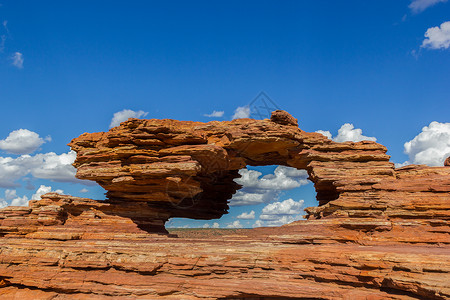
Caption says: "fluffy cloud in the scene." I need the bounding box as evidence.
[0,199,7,208]
[31,185,64,200]
[402,121,450,166]
[11,195,28,206]
[409,0,447,13]
[204,110,224,118]
[1,185,64,208]
[80,188,89,193]
[11,52,23,69]
[0,129,50,155]
[257,198,304,227]
[421,21,450,50]
[230,166,309,206]
[202,222,220,228]
[252,220,263,228]
[232,106,250,119]
[211,222,220,228]
[236,210,255,220]
[31,151,79,182]
[0,150,85,188]
[226,220,243,228]
[109,109,148,128]
[315,130,332,139]
[316,123,377,143]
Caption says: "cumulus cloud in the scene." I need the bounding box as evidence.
[11,52,23,69]
[232,106,250,119]
[316,130,332,139]
[204,110,224,118]
[11,195,28,206]
[401,121,450,166]
[409,0,447,13]
[226,220,243,228]
[0,199,7,208]
[110,109,148,128]
[0,129,50,155]
[421,21,450,50]
[211,222,220,228]
[236,210,255,220]
[31,185,64,200]
[316,123,377,143]
[31,151,79,182]
[252,220,263,228]
[257,198,304,227]
[230,166,309,206]
[1,185,64,208]
[0,150,85,188]
[202,222,220,228]
[80,188,89,193]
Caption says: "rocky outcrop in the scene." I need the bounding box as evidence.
[0,111,449,299]
[67,112,395,229]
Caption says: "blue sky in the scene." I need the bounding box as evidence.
[0,1,449,228]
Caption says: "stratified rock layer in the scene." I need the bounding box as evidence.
[0,111,449,299]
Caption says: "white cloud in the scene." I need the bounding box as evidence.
[409,0,447,13]
[236,210,255,220]
[31,185,64,200]
[80,188,89,193]
[401,121,450,166]
[0,185,64,208]
[204,110,224,118]
[316,130,332,139]
[235,166,308,191]
[421,21,450,50]
[257,198,304,227]
[11,195,28,206]
[31,151,79,182]
[202,223,210,228]
[232,106,250,119]
[0,150,85,188]
[0,129,49,155]
[317,123,377,143]
[11,52,23,69]
[252,220,263,228]
[211,222,220,228]
[109,109,148,128]
[5,189,17,201]
[0,199,7,209]
[230,166,309,206]
[226,220,243,228]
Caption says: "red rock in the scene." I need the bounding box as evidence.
[445,156,450,166]
[0,110,449,299]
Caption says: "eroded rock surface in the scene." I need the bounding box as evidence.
[0,111,449,299]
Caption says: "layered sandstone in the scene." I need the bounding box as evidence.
[0,110,449,299]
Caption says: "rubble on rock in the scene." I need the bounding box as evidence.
[0,111,449,299]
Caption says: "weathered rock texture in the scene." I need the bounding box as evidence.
[0,111,449,299]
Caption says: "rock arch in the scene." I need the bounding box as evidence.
[68,110,394,229]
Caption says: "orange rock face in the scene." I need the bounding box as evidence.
[0,111,449,299]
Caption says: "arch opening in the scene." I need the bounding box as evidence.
[166,164,319,229]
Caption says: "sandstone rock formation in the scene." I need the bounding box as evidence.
[0,111,449,299]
